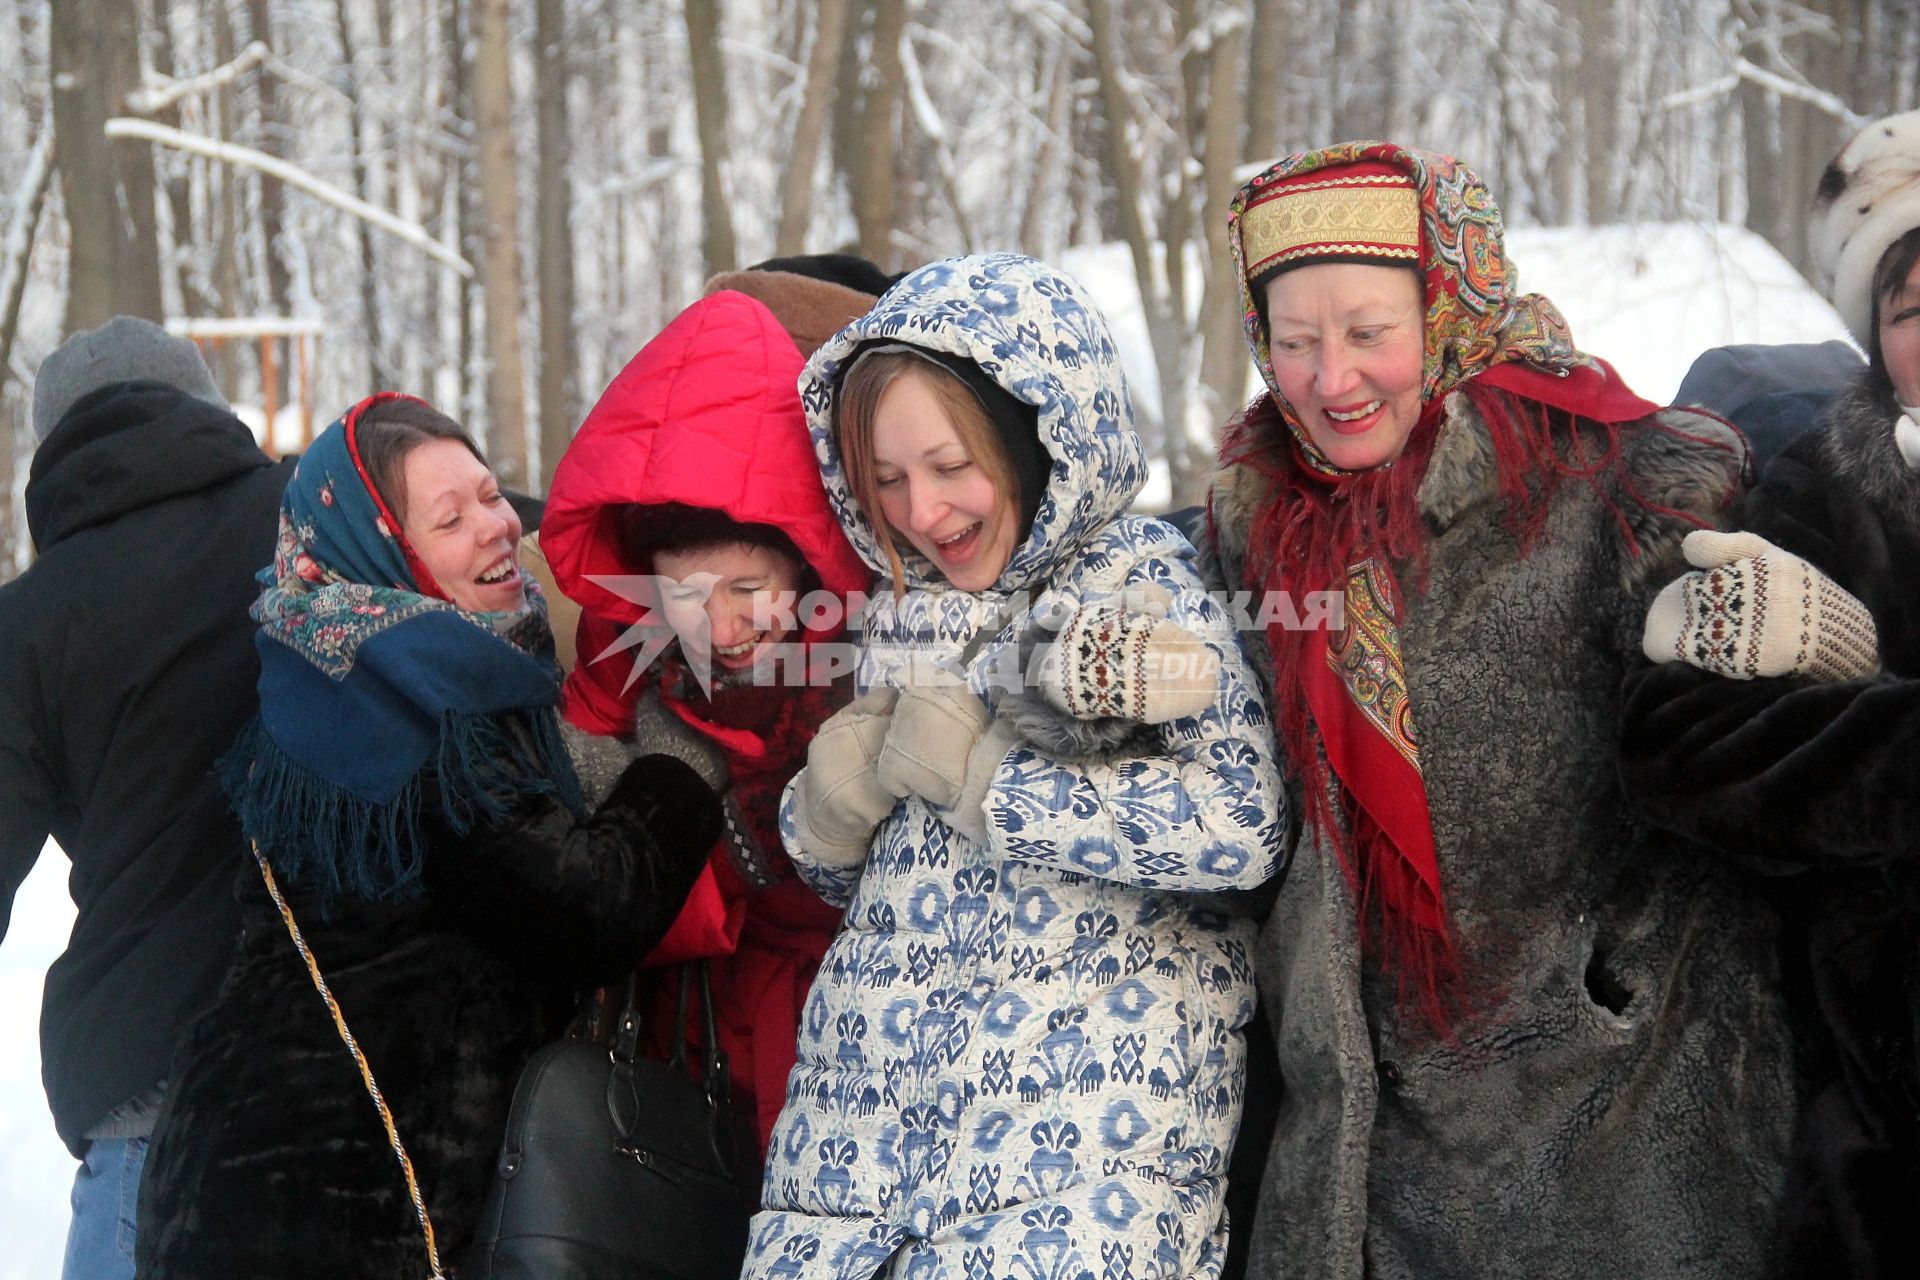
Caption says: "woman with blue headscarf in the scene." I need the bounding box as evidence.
[135,394,721,1279]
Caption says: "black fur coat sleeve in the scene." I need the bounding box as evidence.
[425,754,723,986]
[1622,663,1920,875]
[1620,409,1920,886]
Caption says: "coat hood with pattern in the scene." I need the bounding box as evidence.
[800,252,1147,599]
[753,255,1288,1280]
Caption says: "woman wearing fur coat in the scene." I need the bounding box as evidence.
[136,396,719,1279]
[746,252,1288,1280]
[1207,142,1799,1278]
[1624,109,1920,1277]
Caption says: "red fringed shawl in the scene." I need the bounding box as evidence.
[1220,142,1680,1034]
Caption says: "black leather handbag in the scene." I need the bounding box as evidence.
[461,965,760,1280]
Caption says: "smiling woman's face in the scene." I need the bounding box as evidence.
[652,542,805,671]
[397,438,525,612]
[867,370,1019,592]
[1881,254,1920,409]
[1263,262,1426,471]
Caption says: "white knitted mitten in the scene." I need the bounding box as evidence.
[1037,585,1221,724]
[1642,529,1881,681]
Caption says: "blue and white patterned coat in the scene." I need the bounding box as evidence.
[748,254,1288,1280]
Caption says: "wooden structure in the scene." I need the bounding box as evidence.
[166,316,324,456]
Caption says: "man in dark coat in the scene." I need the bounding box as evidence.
[0,316,292,1280]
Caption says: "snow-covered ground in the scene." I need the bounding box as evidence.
[0,843,80,1278]
[1503,222,1853,402]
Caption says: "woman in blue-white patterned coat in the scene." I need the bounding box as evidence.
[744,252,1288,1280]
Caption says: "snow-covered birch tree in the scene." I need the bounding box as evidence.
[4,0,1920,581]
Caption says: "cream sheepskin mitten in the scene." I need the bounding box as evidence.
[874,675,1020,846]
[787,688,900,868]
[1642,530,1880,681]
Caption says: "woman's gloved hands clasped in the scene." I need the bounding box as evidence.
[787,688,904,867]
[875,667,1022,846]
[787,661,1023,865]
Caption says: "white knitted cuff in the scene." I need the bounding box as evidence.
[1044,605,1222,724]
[1053,606,1159,720]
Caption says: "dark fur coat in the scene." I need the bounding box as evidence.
[1213,390,1800,1279]
[1622,375,1920,1279]
[134,759,718,1280]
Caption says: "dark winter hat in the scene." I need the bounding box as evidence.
[32,316,229,444]
[746,253,901,296]
[619,500,804,564]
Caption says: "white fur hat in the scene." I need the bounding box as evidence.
[1810,109,1920,350]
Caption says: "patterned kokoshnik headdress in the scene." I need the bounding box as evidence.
[1239,159,1422,283]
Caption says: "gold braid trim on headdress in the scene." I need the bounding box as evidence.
[1242,176,1420,281]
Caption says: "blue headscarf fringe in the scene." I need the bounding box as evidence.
[222,704,586,910]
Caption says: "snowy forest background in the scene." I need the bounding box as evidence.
[2,0,1918,582]
[3,0,1920,1271]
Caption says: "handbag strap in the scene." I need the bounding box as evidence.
[252,843,447,1280]
[692,962,730,1106]
[666,962,729,1097]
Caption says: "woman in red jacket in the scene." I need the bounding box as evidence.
[540,288,871,1155]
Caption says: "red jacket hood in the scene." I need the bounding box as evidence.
[544,291,870,739]
[542,290,869,618]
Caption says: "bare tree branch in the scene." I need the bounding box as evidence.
[0,120,55,387]
[126,40,270,114]
[104,118,474,277]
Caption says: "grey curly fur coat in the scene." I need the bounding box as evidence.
[1207,391,1801,1280]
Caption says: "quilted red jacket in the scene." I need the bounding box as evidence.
[541,290,871,1149]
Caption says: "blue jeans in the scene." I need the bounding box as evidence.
[61,1136,147,1280]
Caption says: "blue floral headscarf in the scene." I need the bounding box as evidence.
[222,393,582,904]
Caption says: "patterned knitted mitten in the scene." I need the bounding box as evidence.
[1642,529,1881,681]
[1038,588,1221,724]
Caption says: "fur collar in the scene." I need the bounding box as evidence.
[1206,390,1744,591]
[1819,376,1920,537]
